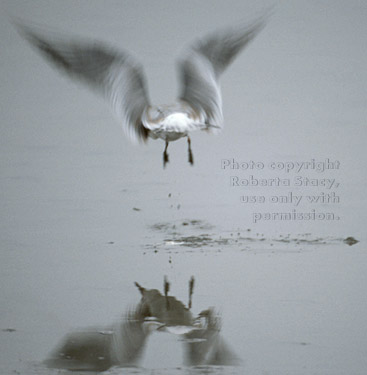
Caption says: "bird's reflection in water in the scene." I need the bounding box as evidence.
[45,277,239,371]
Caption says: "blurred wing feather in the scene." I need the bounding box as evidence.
[178,19,266,129]
[18,24,150,142]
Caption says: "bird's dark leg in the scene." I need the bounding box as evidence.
[164,276,170,310]
[187,136,194,165]
[188,276,195,310]
[163,141,169,168]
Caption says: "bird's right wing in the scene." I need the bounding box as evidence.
[17,24,150,142]
[177,18,266,129]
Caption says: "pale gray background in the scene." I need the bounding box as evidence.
[1,1,366,374]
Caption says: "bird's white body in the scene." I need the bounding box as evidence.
[142,101,205,142]
[148,112,193,141]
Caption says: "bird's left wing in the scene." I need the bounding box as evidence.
[17,23,150,142]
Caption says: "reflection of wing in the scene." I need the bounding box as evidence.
[112,308,150,366]
[44,308,151,371]
[178,19,266,129]
[184,330,240,366]
[17,24,150,142]
[183,309,240,366]
[44,328,115,371]
[205,337,241,366]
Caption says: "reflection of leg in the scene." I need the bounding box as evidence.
[163,141,169,167]
[113,309,150,366]
[187,137,194,165]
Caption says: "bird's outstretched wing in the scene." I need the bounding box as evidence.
[178,18,266,129]
[17,24,150,142]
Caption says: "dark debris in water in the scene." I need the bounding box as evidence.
[150,223,172,231]
[147,220,359,253]
[2,328,16,332]
[343,237,359,246]
[175,235,213,247]
[164,235,231,248]
[275,237,327,245]
[150,219,214,233]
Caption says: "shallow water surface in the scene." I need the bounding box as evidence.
[1,1,367,375]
